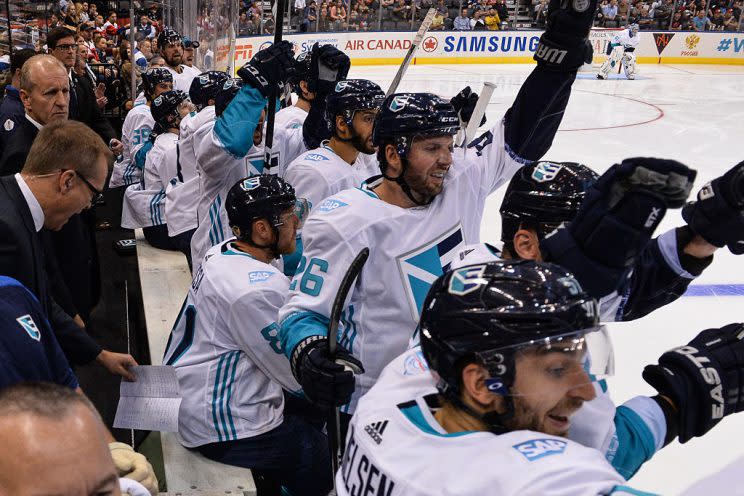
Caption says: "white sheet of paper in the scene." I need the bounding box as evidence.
[114,365,182,432]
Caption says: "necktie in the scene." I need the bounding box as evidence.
[69,75,79,119]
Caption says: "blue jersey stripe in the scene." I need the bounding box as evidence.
[217,352,232,439]
[211,354,227,441]
[224,351,241,439]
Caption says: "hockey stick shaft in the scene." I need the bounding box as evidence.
[385,8,436,97]
[327,247,370,484]
[457,81,496,149]
[263,0,287,171]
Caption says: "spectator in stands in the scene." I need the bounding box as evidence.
[430,7,446,29]
[0,48,36,154]
[638,4,655,27]
[495,0,509,24]
[94,14,105,33]
[102,12,119,38]
[318,5,331,29]
[95,36,109,62]
[150,55,165,68]
[78,23,96,60]
[0,382,157,495]
[330,0,348,30]
[723,10,739,30]
[534,0,548,25]
[454,8,472,29]
[88,2,98,20]
[137,15,157,40]
[711,8,726,29]
[604,0,619,24]
[263,14,277,34]
[485,7,501,28]
[392,0,413,22]
[64,3,80,27]
[78,2,90,22]
[617,0,630,22]
[653,0,672,26]
[0,118,138,378]
[692,8,712,29]
[295,0,307,19]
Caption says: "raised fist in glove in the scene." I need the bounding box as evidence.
[535,0,599,70]
[682,161,744,254]
[450,86,486,128]
[541,158,696,297]
[290,336,363,409]
[307,43,350,95]
[643,323,744,443]
[109,442,158,495]
[237,40,295,98]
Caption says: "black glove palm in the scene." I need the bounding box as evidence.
[643,323,744,443]
[307,43,351,95]
[450,86,487,128]
[682,161,744,254]
[237,40,295,98]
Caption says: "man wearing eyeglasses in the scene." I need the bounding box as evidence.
[46,27,120,152]
[0,120,139,382]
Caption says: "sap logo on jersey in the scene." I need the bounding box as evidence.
[531,162,563,182]
[16,314,41,341]
[241,177,262,191]
[304,153,329,162]
[513,439,568,461]
[249,271,274,283]
[448,264,486,296]
[318,198,349,213]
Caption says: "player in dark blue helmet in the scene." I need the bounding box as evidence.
[141,67,174,101]
[158,27,183,73]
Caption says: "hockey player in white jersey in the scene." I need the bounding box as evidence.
[165,71,230,260]
[597,23,640,80]
[158,28,199,93]
[285,79,385,211]
[339,260,744,495]
[121,90,195,254]
[163,175,330,496]
[109,68,173,188]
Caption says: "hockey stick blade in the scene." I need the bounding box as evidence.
[327,247,369,484]
[385,8,436,97]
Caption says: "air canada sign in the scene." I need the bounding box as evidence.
[344,38,413,51]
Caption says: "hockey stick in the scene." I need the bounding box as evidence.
[327,247,370,485]
[385,8,436,97]
[456,81,496,150]
[263,0,288,171]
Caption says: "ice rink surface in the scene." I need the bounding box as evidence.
[349,62,744,494]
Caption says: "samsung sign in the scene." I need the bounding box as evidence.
[443,34,541,53]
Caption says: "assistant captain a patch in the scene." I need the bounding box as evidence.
[16,314,41,341]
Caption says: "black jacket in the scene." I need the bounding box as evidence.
[0,175,102,364]
[0,115,38,176]
[70,71,116,143]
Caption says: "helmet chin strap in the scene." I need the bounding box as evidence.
[438,379,515,435]
[238,225,282,260]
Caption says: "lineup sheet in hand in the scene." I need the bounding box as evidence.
[114,365,182,432]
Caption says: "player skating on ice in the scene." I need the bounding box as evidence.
[597,23,640,80]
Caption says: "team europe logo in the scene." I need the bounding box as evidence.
[531,162,563,182]
[16,314,40,341]
[397,224,465,321]
[240,177,262,191]
[448,264,487,296]
[389,95,413,113]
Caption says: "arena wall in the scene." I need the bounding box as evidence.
[221,30,744,68]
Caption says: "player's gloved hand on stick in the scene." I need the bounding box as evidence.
[682,161,744,254]
[450,86,487,128]
[109,442,159,495]
[237,40,295,98]
[307,43,351,95]
[540,158,695,297]
[291,336,363,409]
[534,0,599,70]
[642,323,744,443]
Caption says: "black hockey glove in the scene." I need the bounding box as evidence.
[307,43,350,95]
[290,336,364,409]
[643,323,744,443]
[682,161,744,255]
[450,86,486,128]
[237,40,295,98]
[541,158,696,297]
[534,0,599,71]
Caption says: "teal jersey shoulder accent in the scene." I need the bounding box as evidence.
[610,485,658,495]
[214,85,266,158]
[134,140,154,170]
[611,405,657,479]
[279,310,329,359]
[399,402,474,438]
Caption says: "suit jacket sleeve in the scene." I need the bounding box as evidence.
[47,297,102,364]
[40,230,78,318]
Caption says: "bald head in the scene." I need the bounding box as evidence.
[19,54,67,93]
[0,383,121,496]
[19,54,69,126]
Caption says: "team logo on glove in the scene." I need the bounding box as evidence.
[573,0,590,11]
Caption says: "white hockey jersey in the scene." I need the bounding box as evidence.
[165,106,216,236]
[166,64,201,94]
[121,131,179,229]
[337,347,642,496]
[284,142,375,210]
[273,104,307,132]
[279,119,524,414]
[611,29,640,50]
[109,103,154,188]
[164,240,301,447]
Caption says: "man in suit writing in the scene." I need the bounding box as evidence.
[0,120,137,379]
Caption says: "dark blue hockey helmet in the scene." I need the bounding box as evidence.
[151,89,190,129]
[226,175,304,253]
[500,161,599,247]
[141,67,173,99]
[289,51,312,87]
[158,27,182,50]
[420,259,611,431]
[325,79,385,129]
[215,78,243,117]
[372,93,460,157]
[189,71,231,111]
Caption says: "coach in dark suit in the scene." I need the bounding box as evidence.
[0,120,136,379]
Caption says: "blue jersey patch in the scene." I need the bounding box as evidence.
[16,314,40,341]
[249,271,274,283]
[304,153,329,162]
[317,198,348,212]
[513,439,568,461]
